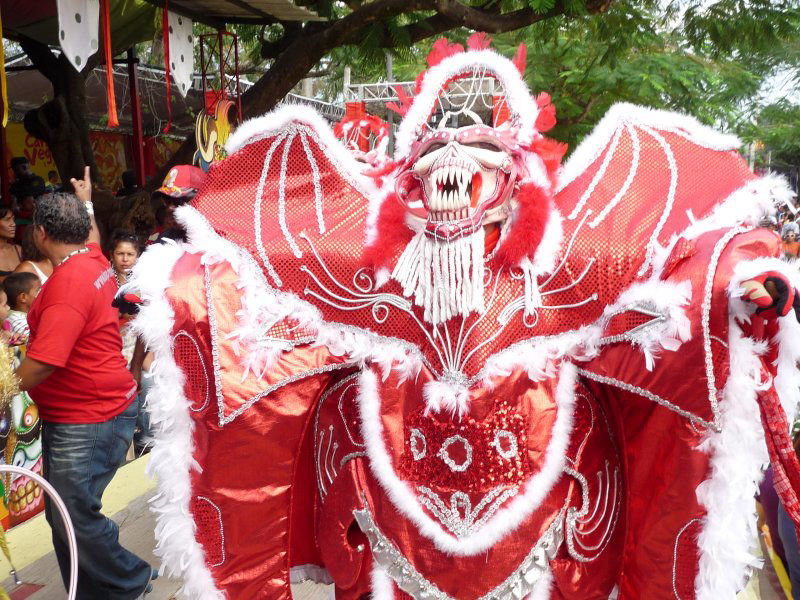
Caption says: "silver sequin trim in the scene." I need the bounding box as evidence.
[672,518,701,599]
[204,264,354,426]
[490,430,518,460]
[353,502,564,600]
[314,372,361,497]
[701,226,749,430]
[417,486,518,539]
[564,463,619,563]
[195,496,225,567]
[577,367,717,431]
[437,434,472,472]
[172,330,210,412]
[410,428,427,461]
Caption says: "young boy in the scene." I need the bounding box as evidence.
[3,272,40,344]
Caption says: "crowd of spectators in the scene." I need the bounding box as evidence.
[1,157,204,598]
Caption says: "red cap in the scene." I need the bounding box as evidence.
[154,165,206,199]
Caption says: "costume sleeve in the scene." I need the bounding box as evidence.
[26,304,86,367]
[134,246,349,600]
[576,228,797,599]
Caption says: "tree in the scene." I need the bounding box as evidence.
[151,0,612,185]
[17,37,102,184]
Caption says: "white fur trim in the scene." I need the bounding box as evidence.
[394,50,539,160]
[357,362,576,556]
[224,103,378,199]
[483,278,692,382]
[651,176,792,279]
[126,241,225,600]
[528,567,554,600]
[695,317,769,599]
[557,103,741,194]
[529,205,564,276]
[370,564,396,600]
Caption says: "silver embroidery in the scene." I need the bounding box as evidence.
[417,486,518,538]
[253,132,288,287]
[590,123,641,228]
[353,502,564,600]
[195,496,226,567]
[205,264,354,426]
[702,226,749,430]
[410,428,427,460]
[672,518,701,599]
[314,372,361,498]
[278,132,303,258]
[490,430,518,460]
[564,463,619,562]
[577,367,717,432]
[337,383,365,447]
[172,330,210,412]
[568,125,624,220]
[437,434,472,472]
[636,125,679,277]
[299,131,326,234]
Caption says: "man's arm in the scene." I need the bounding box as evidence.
[130,337,146,388]
[70,166,101,246]
[15,357,56,391]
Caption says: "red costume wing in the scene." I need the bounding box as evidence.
[190,106,376,293]
[554,103,756,283]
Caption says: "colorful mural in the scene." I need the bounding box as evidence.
[0,346,42,529]
[90,131,128,191]
[193,99,234,172]
[3,122,57,184]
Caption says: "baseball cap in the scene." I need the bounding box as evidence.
[154,165,206,200]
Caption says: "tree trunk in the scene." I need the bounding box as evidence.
[19,38,100,186]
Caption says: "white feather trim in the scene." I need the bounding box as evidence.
[223,103,378,200]
[370,564,396,600]
[695,317,769,599]
[357,363,576,556]
[126,241,225,600]
[557,103,741,193]
[422,378,470,419]
[528,205,564,277]
[528,567,554,600]
[394,50,539,160]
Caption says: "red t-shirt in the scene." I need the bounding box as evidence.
[27,244,136,423]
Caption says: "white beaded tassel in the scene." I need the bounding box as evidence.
[391,229,486,325]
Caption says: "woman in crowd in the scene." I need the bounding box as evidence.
[14,226,53,284]
[110,231,152,455]
[0,208,22,282]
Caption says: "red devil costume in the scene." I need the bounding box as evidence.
[131,39,800,599]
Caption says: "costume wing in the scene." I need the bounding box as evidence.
[554,102,760,281]
[189,104,377,292]
[131,106,382,599]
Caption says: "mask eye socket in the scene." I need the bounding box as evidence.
[421,142,445,156]
[469,141,503,152]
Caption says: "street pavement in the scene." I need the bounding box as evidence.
[0,456,785,599]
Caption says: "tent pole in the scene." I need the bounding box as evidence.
[127,47,146,187]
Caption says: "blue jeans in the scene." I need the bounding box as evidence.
[42,397,152,599]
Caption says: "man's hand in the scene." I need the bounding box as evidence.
[70,166,92,204]
[741,270,800,322]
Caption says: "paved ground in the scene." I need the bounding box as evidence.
[0,455,787,599]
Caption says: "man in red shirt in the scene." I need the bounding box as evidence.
[14,173,153,599]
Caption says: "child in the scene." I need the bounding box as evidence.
[2,272,40,344]
[784,230,800,259]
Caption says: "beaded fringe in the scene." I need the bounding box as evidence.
[391,229,486,326]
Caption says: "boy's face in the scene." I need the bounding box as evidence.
[789,232,798,243]
[20,281,41,310]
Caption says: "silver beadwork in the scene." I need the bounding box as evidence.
[172,330,210,412]
[490,430,518,460]
[410,428,427,461]
[195,496,226,567]
[437,435,472,472]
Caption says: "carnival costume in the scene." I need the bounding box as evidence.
[130,39,800,599]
